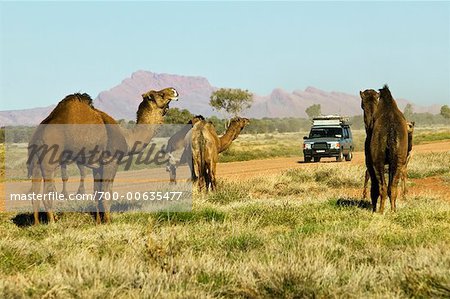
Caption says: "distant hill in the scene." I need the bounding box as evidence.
[0,70,441,126]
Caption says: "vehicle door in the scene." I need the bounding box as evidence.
[342,127,350,154]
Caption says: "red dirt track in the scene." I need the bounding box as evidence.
[1,141,450,211]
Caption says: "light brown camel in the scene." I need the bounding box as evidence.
[28,88,178,224]
[165,115,205,183]
[368,85,408,213]
[190,117,250,191]
[363,121,415,199]
[168,117,250,185]
[191,120,219,191]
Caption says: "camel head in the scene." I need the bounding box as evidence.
[192,115,205,125]
[407,121,415,153]
[360,89,379,131]
[141,87,178,114]
[407,121,415,134]
[228,117,250,132]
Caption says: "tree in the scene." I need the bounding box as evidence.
[164,108,193,124]
[305,104,321,119]
[209,88,253,117]
[440,105,450,119]
[403,103,414,119]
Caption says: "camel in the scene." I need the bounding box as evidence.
[165,115,205,183]
[360,89,379,204]
[365,85,409,213]
[190,117,250,191]
[167,117,250,185]
[28,88,178,224]
[191,120,219,191]
[362,121,415,199]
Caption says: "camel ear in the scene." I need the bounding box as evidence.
[142,92,154,101]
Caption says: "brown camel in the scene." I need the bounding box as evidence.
[360,89,379,205]
[168,117,250,185]
[363,121,415,199]
[191,120,219,191]
[28,88,178,224]
[165,115,205,183]
[367,85,409,213]
[190,117,250,191]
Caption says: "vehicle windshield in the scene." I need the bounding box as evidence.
[309,127,342,138]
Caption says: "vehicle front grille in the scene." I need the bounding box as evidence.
[312,142,329,150]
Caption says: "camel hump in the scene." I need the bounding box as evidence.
[59,93,94,107]
[379,85,393,102]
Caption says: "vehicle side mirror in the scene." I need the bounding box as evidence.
[335,134,342,138]
[303,136,308,140]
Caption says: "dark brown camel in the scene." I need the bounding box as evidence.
[363,121,415,199]
[28,88,178,224]
[367,85,409,213]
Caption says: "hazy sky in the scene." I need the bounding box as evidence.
[1,1,449,110]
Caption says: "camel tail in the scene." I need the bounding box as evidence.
[199,130,207,180]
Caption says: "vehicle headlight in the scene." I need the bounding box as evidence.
[303,143,312,149]
[329,142,340,149]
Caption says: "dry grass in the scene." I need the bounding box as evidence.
[1,164,450,298]
[1,131,450,298]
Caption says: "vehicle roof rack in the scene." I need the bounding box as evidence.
[312,115,351,126]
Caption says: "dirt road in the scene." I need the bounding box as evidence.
[218,141,450,180]
[2,141,449,211]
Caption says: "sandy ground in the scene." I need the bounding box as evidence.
[217,141,450,178]
[1,140,450,211]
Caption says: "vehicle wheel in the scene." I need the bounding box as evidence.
[345,150,353,161]
[313,157,321,163]
[336,151,344,162]
[304,156,312,163]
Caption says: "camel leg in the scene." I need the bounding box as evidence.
[167,164,177,185]
[193,157,204,192]
[41,165,56,224]
[363,169,370,199]
[181,149,197,182]
[93,168,102,225]
[61,163,69,199]
[204,163,210,192]
[400,168,405,199]
[369,175,379,213]
[101,163,118,224]
[388,166,402,212]
[210,162,217,192]
[30,163,42,225]
[375,167,387,214]
[190,157,197,182]
[77,163,86,195]
[370,163,387,214]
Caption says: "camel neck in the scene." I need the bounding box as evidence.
[136,109,164,125]
[219,126,241,152]
[125,109,165,155]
